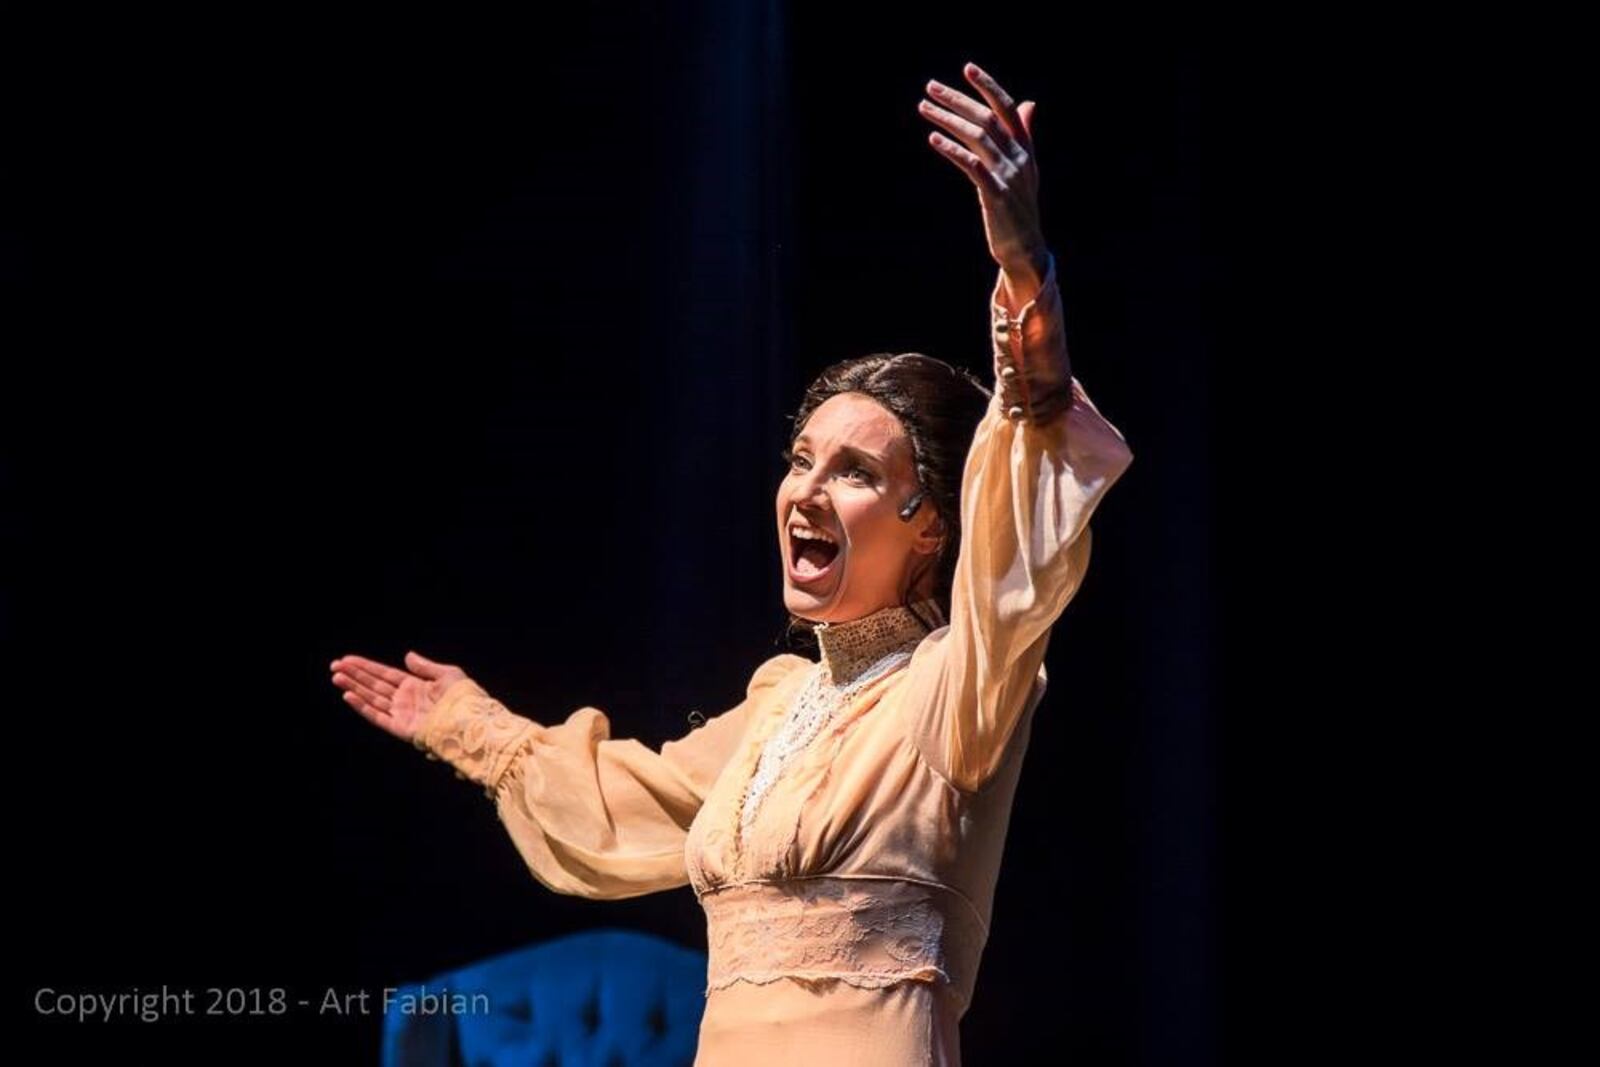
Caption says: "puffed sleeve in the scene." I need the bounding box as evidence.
[903,252,1135,794]
[411,651,810,899]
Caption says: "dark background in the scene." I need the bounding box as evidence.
[7,3,1243,1062]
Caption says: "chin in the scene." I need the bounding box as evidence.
[782,580,841,622]
[782,584,825,617]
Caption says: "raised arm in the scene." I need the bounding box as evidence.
[904,62,1135,793]
[902,258,1133,792]
[333,650,809,899]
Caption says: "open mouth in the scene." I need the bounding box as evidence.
[788,525,842,585]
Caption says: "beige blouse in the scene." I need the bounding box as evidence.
[411,253,1135,1064]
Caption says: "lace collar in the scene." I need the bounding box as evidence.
[812,597,946,686]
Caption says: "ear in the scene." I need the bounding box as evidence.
[912,509,947,556]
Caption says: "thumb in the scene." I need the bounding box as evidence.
[405,650,454,678]
[1018,100,1036,144]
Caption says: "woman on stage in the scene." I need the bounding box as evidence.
[331,61,1134,1066]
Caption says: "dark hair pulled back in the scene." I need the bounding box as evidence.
[781,351,992,647]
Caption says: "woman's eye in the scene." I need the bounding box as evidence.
[780,449,870,483]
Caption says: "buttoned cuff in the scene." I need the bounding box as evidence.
[990,251,1074,426]
[411,677,541,799]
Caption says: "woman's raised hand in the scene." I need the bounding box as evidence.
[329,650,468,743]
[918,61,1049,303]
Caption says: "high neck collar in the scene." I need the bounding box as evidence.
[812,598,946,686]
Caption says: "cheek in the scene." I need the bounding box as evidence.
[839,500,904,556]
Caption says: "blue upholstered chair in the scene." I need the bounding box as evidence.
[381,928,707,1067]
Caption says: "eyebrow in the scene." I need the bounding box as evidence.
[793,436,886,467]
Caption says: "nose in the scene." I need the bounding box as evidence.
[788,466,833,516]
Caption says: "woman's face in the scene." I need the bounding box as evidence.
[777,391,944,623]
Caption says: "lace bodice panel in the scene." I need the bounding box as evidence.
[700,876,985,1013]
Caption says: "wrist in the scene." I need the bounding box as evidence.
[998,247,1052,312]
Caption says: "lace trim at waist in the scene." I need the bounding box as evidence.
[698,877,984,1010]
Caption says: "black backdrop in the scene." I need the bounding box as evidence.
[8,3,1237,1062]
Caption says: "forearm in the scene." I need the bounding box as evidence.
[997,246,1052,315]
[412,678,541,797]
[990,248,1074,425]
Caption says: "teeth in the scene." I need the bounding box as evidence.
[790,525,837,545]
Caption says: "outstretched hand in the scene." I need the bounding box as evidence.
[329,650,468,743]
[919,61,1050,305]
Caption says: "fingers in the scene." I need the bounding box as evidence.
[332,668,394,714]
[922,79,1020,166]
[961,61,1031,152]
[918,96,1008,169]
[339,661,399,699]
[330,653,408,687]
[920,62,1038,193]
[340,687,401,737]
[926,129,1000,196]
